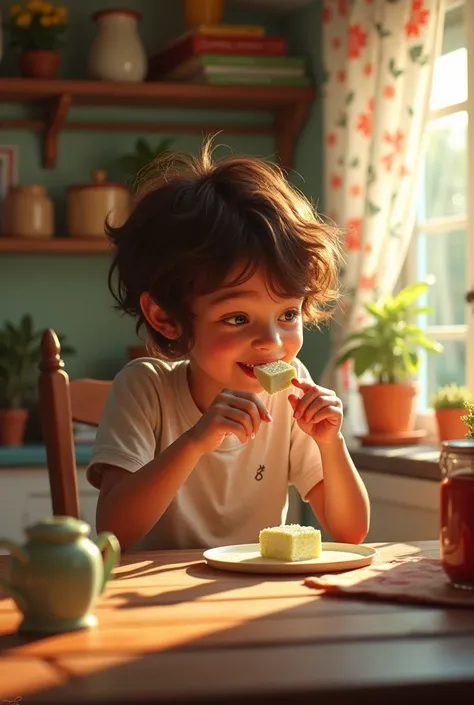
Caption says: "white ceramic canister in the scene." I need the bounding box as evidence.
[3,184,54,238]
[67,170,130,238]
[88,8,147,82]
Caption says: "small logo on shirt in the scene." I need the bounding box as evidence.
[255,464,265,481]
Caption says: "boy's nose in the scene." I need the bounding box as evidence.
[253,326,282,350]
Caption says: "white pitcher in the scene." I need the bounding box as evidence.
[88,9,147,82]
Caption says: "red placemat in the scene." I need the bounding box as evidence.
[305,558,474,607]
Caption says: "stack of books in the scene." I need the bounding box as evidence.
[147,23,310,87]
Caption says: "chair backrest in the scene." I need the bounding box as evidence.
[38,329,111,518]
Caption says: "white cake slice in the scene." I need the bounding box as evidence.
[254,360,295,394]
[259,524,322,561]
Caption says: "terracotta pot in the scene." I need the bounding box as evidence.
[19,50,61,79]
[359,383,417,434]
[0,409,29,446]
[435,407,469,442]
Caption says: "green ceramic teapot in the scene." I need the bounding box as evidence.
[0,515,120,634]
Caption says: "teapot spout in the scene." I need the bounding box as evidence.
[0,539,29,612]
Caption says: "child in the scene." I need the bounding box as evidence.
[87,140,369,552]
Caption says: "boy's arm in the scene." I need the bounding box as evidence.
[96,430,204,551]
[95,388,270,551]
[306,434,370,544]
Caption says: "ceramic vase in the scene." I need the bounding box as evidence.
[88,9,147,82]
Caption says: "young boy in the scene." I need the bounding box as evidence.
[87,142,370,552]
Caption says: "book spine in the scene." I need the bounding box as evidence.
[147,36,287,80]
[194,73,311,86]
[201,54,305,69]
[195,24,266,36]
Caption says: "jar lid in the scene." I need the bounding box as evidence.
[93,8,141,21]
[441,439,474,454]
[68,170,128,193]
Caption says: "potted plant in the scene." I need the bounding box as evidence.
[0,314,75,446]
[336,282,443,437]
[431,384,474,442]
[4,1,68,79]
[462,401,474,439]
[118,137,174,190]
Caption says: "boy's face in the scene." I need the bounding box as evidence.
[187,265,304,410]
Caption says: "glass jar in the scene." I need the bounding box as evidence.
[440,439,474,589]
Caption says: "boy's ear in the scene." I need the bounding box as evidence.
[140,292,182,340]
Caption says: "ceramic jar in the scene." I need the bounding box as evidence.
[67,170,130,238]
[2,184,54,238]
[88,9,147,82]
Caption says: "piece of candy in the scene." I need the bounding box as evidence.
[254,360,295,394]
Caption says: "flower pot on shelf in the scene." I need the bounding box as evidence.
[19,50,61,79]
[435,407,470,442]
[359,382,418,434]
[0,409,29,446]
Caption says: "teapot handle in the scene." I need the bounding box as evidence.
[0,539,29,611]
[95,532,121,594]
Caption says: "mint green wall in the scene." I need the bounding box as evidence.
[0,0,327,381]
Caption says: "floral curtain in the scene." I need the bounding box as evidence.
[321,0,443,412]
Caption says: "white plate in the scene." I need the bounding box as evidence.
[203,542,378,575]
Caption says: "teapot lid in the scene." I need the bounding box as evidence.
[26,516,91,541]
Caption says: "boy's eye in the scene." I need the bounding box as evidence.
[279,309,301,323]
[223,314,248,326]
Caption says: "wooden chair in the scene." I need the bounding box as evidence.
[38,329,111,518]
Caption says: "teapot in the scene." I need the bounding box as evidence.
[0,516,120,634]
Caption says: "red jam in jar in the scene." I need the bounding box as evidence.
[440,440,474,589]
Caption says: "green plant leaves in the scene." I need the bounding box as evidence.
[336,281,443,383]
[119,137,175,181]
[0,315,75,409]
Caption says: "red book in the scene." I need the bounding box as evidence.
[147,33,287,80]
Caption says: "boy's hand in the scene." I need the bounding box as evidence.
[288,379,343,446]
[188,389,271,453]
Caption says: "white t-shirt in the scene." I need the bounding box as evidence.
[87,357,323,550]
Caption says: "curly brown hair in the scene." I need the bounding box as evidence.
[107,138,343,359]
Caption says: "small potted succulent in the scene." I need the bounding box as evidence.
[336,281,443,438]
[431,384,474,442]
[0,314,75,446]
[462,401,474,440]
[5,1,68,79]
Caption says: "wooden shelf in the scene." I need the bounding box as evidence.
[0,77,315,168]
[0,237,112,254]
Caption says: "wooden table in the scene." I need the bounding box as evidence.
[1,541,474,704]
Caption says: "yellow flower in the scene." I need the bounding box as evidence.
[16,11,32,26]
[40,14,52,25]
[42,2,54,13]
[56,6,67,19]
[27,0,45,13]
[9,4,23,16]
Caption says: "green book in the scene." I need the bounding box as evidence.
[191,73,312,86]
[166,53,306,80]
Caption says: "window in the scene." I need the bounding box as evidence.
[410,0,473,409]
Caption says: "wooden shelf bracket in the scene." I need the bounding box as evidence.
[44,93,71,168]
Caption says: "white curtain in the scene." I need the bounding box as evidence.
[321,0,443,408]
